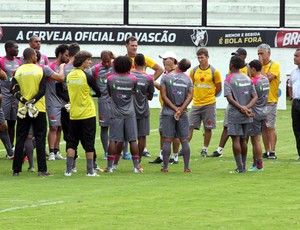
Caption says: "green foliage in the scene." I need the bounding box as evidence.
[0,103,300,229]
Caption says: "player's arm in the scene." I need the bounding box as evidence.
[215,82,222,96]
[86,72,101,97]
[56,82,69,102]
[10,78,28,104]
[0,67,7,80]
[152,63,164,81]
[180,86,193,112]
[50,64,65,82]
[147,78,155,100]
[161,85,177,111]
[31,74,47,103]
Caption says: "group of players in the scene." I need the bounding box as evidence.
[0,34,283,175]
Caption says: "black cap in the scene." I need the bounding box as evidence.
[231,48,247,56]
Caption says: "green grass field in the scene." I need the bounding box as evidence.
[0,101,300,230]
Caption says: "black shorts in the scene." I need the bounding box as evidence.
[67,117,96,153]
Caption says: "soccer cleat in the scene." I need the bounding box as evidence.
[230,168,246,174]
[142,151,151,157]
[248,166,264,172]
[169,158,175,164]
[94,163,103,172]
[184,169,192,172]
[23,156,28,162]
[262,152,269,158]
[48,152,55,161]
[112,164,118,171]
[161,168,169,172]
[122,152,132,160]
[102,167,113,173]
[148,156,163,164]
[64,171,72,177]
[200,149,207,157]
[103,153,108,160]
[267,152,277,159]
[13,172,19,176]
[27,167,35,172]
[38,171,52,176]
[55,152,65,160]
[133,167,143,173]
[178,149,183,156]
[208,151,223,157]
[86,172,99,177]
[6,154,14,160]
[71,167,77,173]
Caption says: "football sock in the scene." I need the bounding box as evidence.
[132,155,140,169]
[100,128,109,153]
[66,157,74,173]
[114,154,121,164]
[257,158,263,169]
[217,147,223,153]
[202,146,208,152]
[86,158,94,174]
[107,155,115,168]
[182,141,190,170]
[0,130,13,156]
[234,154,243,171]
[49,148,54,154]
[173,152,179,161]
[53,148,59,154]
[162,142,171,169]
[159,150,163,160]
[241,153,247,170]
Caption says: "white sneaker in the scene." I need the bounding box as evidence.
[55,152,65,160]
[133,167,143,173]
[71,167,77,173]
[86,172,99,177]
[112,164,118,171]
[64,171,72,177]
[48,152,55,161]
[94,164,103,172]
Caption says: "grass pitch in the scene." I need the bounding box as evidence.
[0,102,300,229]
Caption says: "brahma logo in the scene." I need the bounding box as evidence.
[0,27,3,41]
[190,29,208,47]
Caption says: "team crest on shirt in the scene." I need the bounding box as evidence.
[0,27,3,41]
[190,29,208,47]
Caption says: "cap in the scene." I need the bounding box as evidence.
[159,51,177,60]
[231,48,247,56]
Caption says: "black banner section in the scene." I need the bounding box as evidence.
[0,25,299,48]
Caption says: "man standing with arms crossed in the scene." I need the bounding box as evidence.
[257,43,280,159]
[188,48,222,157]
[288,48,300,160]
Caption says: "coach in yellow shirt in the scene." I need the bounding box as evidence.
[11,47,49,176]
[257,43,280,160]
[189,48,222,157]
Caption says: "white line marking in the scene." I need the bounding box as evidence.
[0,201,64,213]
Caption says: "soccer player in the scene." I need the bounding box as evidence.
[258,43,280,159]
[56,42,80,172]
[125,36,164,158]
[0,88,14,159]
[149,51,181,164]
[11,48,50,176]
[160,58,193,172]
[247,59,270,171]
[64,51,101,177]
[91,50,115,160]
[131,53,154,165]
[0,41,22,149]
[28,35,49,65]
[188,48,222,157]
[288,48,300,160]
[209,48,250,157]
[224,55,257,173]
[47,44,69,161]
[105,55,141,173]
